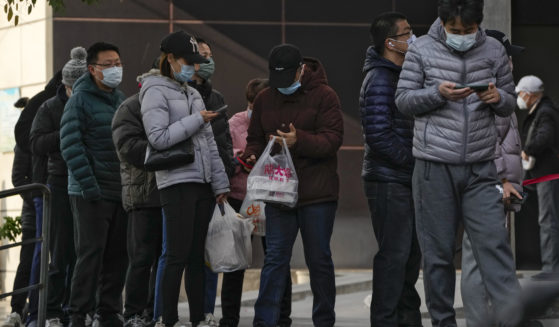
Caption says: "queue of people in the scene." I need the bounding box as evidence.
[5,0,559,326]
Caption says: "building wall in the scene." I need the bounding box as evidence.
[0,2,52,293]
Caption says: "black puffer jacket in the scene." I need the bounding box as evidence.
[15,71,62,153]
[12,145,34,203]
[521,96,559,179]
[30,85,69,186]
[359,46,414,185]
[189,80,235,177]
[112,93,160,212]
[14,73,60,196]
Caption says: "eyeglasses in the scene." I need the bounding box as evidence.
[93,62,123,68]
[388,30,413,39]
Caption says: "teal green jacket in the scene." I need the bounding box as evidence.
[60,73,125,201]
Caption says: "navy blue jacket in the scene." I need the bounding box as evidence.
[359,46,414,185]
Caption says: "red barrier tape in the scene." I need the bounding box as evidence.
[522,174,559,186]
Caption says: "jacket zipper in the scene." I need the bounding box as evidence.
[461,58,468,163]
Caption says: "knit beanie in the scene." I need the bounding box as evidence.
[62,47,88,87]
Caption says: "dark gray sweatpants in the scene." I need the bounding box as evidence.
[413,159,519,327]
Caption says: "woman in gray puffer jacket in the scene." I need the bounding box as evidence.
[140,31,229,327]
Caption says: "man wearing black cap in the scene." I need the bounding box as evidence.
[242,44,344,327]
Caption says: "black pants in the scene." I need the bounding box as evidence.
[217,198,291,327]
[11,199,36,316]
[365,181,422,326]
[160,183,214,326]
[44,183,76,319]
[68,196,128,322]
[124,207,162,320]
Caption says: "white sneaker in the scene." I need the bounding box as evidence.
[154,318,165,327]
[1,313,21,327]
[46,318,64,327]
[203,313,218,327]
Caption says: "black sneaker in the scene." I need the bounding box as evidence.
[70,315,86,327]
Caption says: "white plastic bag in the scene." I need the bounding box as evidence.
[240,196,266,236]
[205,202,253,273]
[246,137,299,207]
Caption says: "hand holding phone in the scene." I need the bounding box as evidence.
[213,104,228,115]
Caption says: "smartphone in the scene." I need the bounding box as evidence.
[213,104,228,115]
[454,84,489,91]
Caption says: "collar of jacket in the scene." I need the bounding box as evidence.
[72,73,125,106]
[362,46,402,73]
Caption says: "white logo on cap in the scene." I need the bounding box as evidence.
[190,37,199,53]
[274,67,285,71]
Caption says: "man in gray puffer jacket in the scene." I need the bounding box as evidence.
[395,0,519,326]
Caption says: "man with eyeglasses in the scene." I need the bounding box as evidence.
[358,12,422,327]
[60,42,127,327]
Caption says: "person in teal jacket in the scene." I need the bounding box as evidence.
[60,42,127,327]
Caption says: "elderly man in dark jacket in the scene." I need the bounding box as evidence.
[112,76,162,326]
[517,75,559,280]
[395,1,519,326]
[359,12,421,327]
[243,44,344,327]
[30,46,89,327]
[60,42,127,327]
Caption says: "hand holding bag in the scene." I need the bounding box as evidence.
[246,136,299,207]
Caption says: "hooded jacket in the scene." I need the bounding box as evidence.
[112,86,160,212]
[359,46,414,185]
[243,57,344,207]
[60,73,126,201]
[30,85,69,187]
[395,19,516,164]
[139,72,229,194]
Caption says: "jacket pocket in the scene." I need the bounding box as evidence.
[423,117,431,147]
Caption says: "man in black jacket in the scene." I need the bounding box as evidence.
[29,47,89,327]
[4,144,36,327]
[188,37,237,327]
[517,75,559,280]
[112,78,162,327]
[3,71,61,327]
[358,12,421,326]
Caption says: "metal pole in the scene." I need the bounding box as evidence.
[37,188,51,327]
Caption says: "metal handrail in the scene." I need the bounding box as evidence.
[0,183,50,327]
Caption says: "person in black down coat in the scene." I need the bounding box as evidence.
[358,12,421,327]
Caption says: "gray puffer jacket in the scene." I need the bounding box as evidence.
[494,113,522,191]
[140,72,229,194]
[396,19,516,164]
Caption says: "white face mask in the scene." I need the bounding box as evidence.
[517,94,529,110]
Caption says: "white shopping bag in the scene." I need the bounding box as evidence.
[246,136,298,207]
[240,196,266,236]
[205,202,253,273]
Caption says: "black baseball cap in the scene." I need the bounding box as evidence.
[160,31,209,64]
[485,29,525,56]
[268,44,303,88]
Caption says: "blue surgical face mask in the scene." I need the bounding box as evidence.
[196,57,215,81]
[389,34,417,54]
[445,30,477,52]
[100,66,123,88]
[277,80,301,95]
[173,63,196,83]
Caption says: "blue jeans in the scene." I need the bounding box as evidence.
[153,209,167,321]
[253,202,337,327]
[204,267,218,314]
